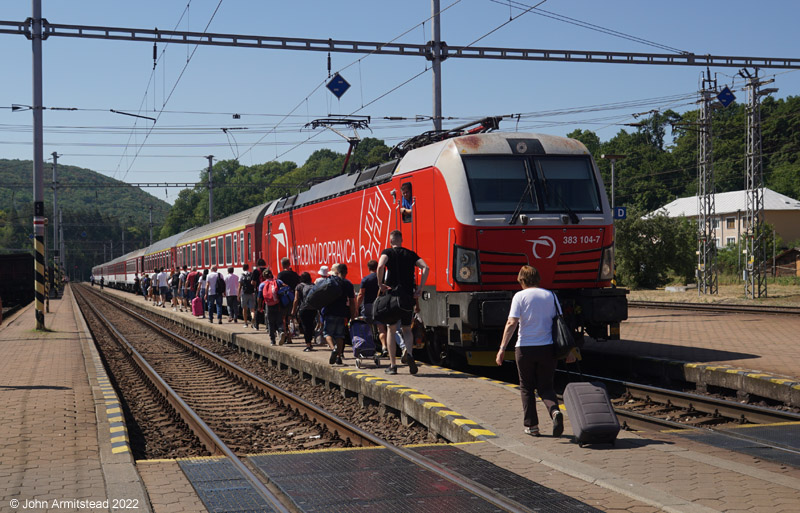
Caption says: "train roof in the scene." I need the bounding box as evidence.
[145,229,190,256]
[93,248,143,271]
[269,131,589,214]
[177,202,270,246]
[394,131,590,175]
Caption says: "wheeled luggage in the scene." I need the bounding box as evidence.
[191,296,203,317]
[350,318,380,369]
[563,382,620,447]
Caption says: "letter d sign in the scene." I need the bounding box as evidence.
[613,207,627,220]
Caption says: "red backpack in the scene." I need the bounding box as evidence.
[262,278,280,306]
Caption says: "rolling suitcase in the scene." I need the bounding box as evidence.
[563,382,620,447]
[350,318,380,369]
[191,296,203,317]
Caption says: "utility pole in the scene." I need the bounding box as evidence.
[121,218,126,254]
[59,208,64,285]
[431,0,443,131]
[31,0,46,330]
[51,152,61,275]
[206,155,214,223]
[697,70,718,295]
[741,69,777,299]
[149,205,153,246]
[600,154,626,211]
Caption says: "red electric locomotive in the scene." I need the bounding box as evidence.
[261,119,628,366]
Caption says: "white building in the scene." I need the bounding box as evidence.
[656,188,800,247]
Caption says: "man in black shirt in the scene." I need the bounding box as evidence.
[377,230,429,375]
[277,257,300,343]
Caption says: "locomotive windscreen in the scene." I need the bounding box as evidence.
[462,155,601,215]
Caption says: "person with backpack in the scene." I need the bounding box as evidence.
[185,266,199,304]
[322,263,356,365]
[277,257,300,343]
[238,263,256,328]
[170,269,181,311]
[252,259,267,330]
[292,272,317,352]
[260,268,284,345]
[178,266,188,312]
[206,266,225,324]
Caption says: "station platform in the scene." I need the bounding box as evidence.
[583,307,800,407]
[4,285,800,512]
[0,287,150,512]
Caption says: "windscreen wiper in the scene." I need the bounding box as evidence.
[540,173,579,224]
[509,165,536,225]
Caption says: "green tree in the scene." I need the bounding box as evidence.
[615,208,696,288]
[567,129,601,157]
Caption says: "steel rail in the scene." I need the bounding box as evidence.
[75,287,291,513]
[562,370,800,425]
[82,286,533,513]
[629,300,800,316]
[561,371,800,457]
[91,289,378,448]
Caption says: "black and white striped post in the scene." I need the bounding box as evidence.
[31,0,46,330]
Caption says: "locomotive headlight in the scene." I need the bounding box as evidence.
[599,245,615,281]
[454,246,479,284]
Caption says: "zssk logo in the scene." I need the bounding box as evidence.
[527,236,556,259]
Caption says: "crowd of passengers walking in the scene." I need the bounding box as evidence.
[98,229,566,438]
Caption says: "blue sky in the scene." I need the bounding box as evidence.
[2,1,798,204]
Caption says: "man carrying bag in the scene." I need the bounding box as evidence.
[376,230,429,375]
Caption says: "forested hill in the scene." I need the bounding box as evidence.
[0,159,170,275]
[0,159,170,227]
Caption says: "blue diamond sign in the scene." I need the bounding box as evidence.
[717,86,736,108]
[326,73,350,99]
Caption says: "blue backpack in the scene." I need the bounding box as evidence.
[277,282,295,307]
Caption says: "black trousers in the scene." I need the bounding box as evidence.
[299,309,317,346]
[515,345,559,428]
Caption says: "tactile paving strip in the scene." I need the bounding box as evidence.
[178,457,277,513]
[250,445,600,512]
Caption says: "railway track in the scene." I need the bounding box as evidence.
[76,285,533,513]
[560,370,800,458]
[629,300,800,316]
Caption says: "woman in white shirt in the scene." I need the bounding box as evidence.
[495,265,564,438]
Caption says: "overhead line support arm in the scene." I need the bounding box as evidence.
[1,20,798,69]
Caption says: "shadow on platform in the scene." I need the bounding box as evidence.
[582,339,759,365]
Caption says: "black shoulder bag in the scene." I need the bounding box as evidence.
[551,292,576,360]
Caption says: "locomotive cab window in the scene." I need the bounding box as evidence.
[462,155,601,216]
[535,157,601,213]
[463,156,537,214]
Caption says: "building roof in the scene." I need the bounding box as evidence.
[657,188,800,217]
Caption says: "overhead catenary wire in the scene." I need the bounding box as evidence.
[489,0,689,54]
[117,1,225,183]
[234,0,466,165]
